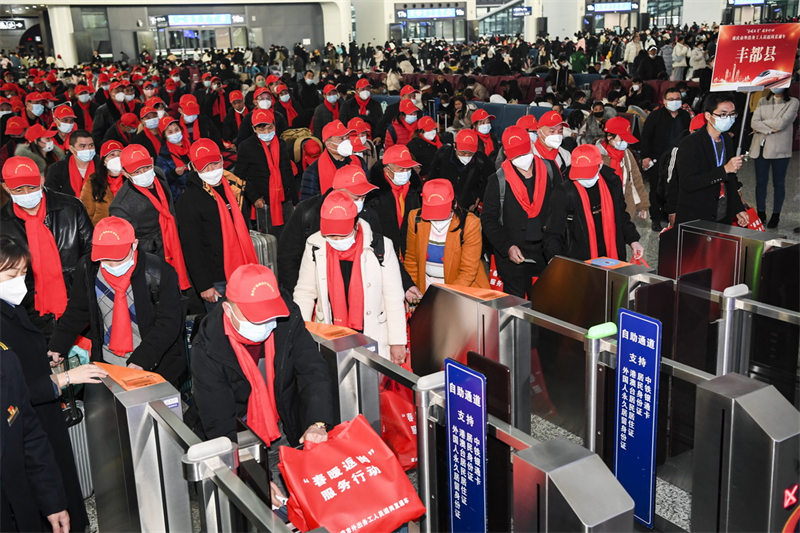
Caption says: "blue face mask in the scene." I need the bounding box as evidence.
[31,103,44,116]
[101,253,135,277]
[712,115,735,133]
[76,149,95,162]
[257,132,275,142]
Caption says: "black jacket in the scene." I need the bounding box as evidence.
[48,253,187,387]
[638,106,691,160]
[428,145,494,210]
[175,173,231,292]
[675,129,745,224]
[191,301,335,445]
[338,96,384,134]
[91,101,127,147]
[0,302,89,531]
[222,109,248,144]
[544,167,640,261]
[311,101,340,140]
[236,135,296,212]
[108,173,175,258]
[299,154,364,201]
[131,130,163,159]
[0,348,67,532]
[44,154,102,197]
[70,100,99,131]
[406,136,439,179]
[182,115,223,149]
[298,82,321,112]
[235,108,289,148]
[0,189,93,333]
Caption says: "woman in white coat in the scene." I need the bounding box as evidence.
[293,190,408,363]
[749,87,799,228]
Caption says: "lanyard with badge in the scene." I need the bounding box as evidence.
[710,132,726,198]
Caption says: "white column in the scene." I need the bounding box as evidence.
[682,0,726,26]
[47,6,78,67]
[352,0,392,45]
[541,0,582,38]
[525,0,544,42]
[320,0,352,45]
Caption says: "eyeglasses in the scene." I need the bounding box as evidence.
[711,112,738,119]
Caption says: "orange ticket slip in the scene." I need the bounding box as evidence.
[305,322,357,340]
[94,362,166,391]
[434,284,506,301]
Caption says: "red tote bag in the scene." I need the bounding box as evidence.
[279,414,425,533]
[380,366,418,471]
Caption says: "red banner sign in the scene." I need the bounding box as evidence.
[711,23,800,91]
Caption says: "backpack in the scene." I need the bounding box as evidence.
[280,128,320,163]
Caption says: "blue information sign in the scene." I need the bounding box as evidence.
[445,359,487,533]
[511,6,533,16]
[614,309,661,528]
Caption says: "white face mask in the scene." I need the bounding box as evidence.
[203,80,211,88]
[336,139,353,157]
[167,132,183,145]
[77,93,92,104]
[476,123,491,135]
[512,153,534,170]
[172,76,180,83]
[113,92,125,103]
[353,198,364,212]
[42,140,55,153]
[198,167,224,186]
[211,84,219,91]
[183,114,197,124]
[457,154,473,166]
[544,134,563,149]
[10,189,43,209]
[665,100,682,112]
[101,255,135,277]
[257,99,272,110]
[130,168,155,188]
[430,216,452,233]
[106,156,122,174]
[358,90,370,100]
[712,115,735,133]
[277,94,289,103]
[578,176,600,188]
[404,114,418,125]
[124,94,134,102]
[359,134,368,145]
[76,149,95,162]
[157,109,166,119]
[326,94,339,104]
[257,131,275,142]
[31,103,44,116]
[614,140,628,151]
[305,78,315,85]
[423,130,437,141]
[528,131,537,142]
[0,110,10,119]
[57,121,74,134]
[326,233,356,252]
[233,310,276,343]
[100,84,110,91]
[632,84,640,92]
[0,275,28,305]
[390,169,412,186]
[144,117,159,130]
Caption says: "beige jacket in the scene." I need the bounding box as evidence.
[597,142,649,219]
[749,95,799,160]
[293,219,407,359]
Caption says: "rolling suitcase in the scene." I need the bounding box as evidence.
[66,400,93,499]
[249,230,278,275]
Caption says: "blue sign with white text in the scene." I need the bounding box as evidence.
[614,309,661,528]
[445,359,487,533]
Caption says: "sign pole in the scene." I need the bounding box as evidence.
[734,85,762,156]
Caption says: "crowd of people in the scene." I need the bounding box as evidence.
[0,21,798,531]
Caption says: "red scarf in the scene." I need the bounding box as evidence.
[13,195,68,318]
[356,94,370,116]
[144,128,162,157]
[324,99,339,120]
[181,120,201,143]
[317,150,341,196]
[385,172,410,228]
[259,139,285,227]
[475,130,494,156]
[57,132,70,152]
[222,313,281,444]
[501,158,548,218]
[422,133,442,149]
[209,178,258,278]
[234,107,249,128]
[77,101,93,130]
[602,140,625,183]
[213,90,227,122]
[132,179,191,289]
[166,134,191,168]
[108,174,124,196]
[326,227,364,331]
[280,100,298,126]
[117,123,132,145]
[574,178,618,259]
[103,250,137,356]
[534,138,559,160]
[68,156,94,197]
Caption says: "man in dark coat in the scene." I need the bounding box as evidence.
[44,130,100,197]
[428,130,494,211]
[339,79,383,134]
[48,216,188,387]
[91,81,129,147]
[0,347,70,533]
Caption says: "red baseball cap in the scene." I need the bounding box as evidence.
[502,126,531,160]
[46,72,57,84]
[253,87,272,100]
[322,120,353,141]
[146,96,165,109]
[189,138,222,170]
[158,115,179,134]
[24,92,42,103]
[226,264,289,323]
[97,73,110,83]
[400,85,418,96]
[604,116,637,144]
[120,144,153,173]
[251,108,275,126]
[355,78,371,90]
[347,117,371,134]
[332,165,377,196]
[322,84,337,95]
[165,79,177,90]
[91,216,136,261]
[516,114,538,131]
[421,179,454,221]
[39,91,56,101]
[178,94,200,115]
[2,156,40,189]
[139,106,157,119]
[383,145,418,168]
[538,110,568,128]
[455,129,478,153]
[417,116,437,132]
[689,113,706,132]
[24,124,56,143]
[320,190,358,236]
[350,134,366,154]
[75,85,92,95]
[569,144,603,180]
[101,140,124,159]
[120,113,139,129]
[471,108,495,122]
[229,90,244,103]
[201,73,212,81]
[275,84,289,94]
[399,99,419,116]
[266,74,280,85]
[4,116,26,136]
[53,105,76,120]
